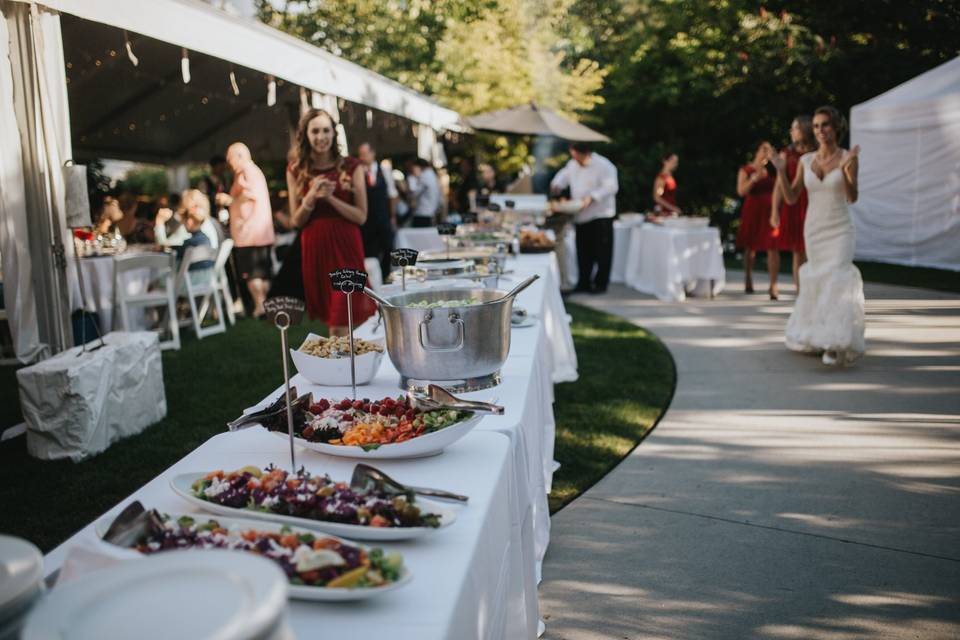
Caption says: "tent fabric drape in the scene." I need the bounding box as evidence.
[850,57,960,271]
[0,2,43,362]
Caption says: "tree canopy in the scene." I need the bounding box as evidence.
[258,0,959,212]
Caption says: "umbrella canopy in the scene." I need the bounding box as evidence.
[466,102,610,142]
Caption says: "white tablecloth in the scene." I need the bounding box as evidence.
[623,224,726,302]
[44,253,578,640]
[78,255,162,332]
[610,219,646,284]
[394,227,446,253]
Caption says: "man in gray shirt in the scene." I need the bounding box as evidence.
[409,158,441,227]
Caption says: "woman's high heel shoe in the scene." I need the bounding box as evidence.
[769,289,779,300]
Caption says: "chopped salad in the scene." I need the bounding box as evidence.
[191,465,442,528]
[275,396,472,449]
[130,513,403,589]
[405,298,481,308]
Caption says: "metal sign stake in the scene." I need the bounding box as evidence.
[346,290,357,400]
[274,310,296,472]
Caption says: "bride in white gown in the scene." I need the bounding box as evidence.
[770,106,864,366]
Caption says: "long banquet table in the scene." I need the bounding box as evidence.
[622,223,726,301]
[43,253,577,640]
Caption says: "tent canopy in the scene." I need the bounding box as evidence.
[60,14,423,163]
[31,0,462,138]
[467,102,610,142]
[850,57,960,271]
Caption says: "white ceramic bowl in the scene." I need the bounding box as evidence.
[290,333,385,386]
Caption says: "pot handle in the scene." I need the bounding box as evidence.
[418,311,465,352]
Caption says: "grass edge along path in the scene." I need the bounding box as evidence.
[549,303,676,513]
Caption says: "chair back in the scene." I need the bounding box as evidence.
[214,239,234,273]
[114,252,173,276]
[176,246,218,288]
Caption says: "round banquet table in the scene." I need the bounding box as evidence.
[77,251,169,332]
[623,223,726,301]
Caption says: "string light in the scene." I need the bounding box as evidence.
[266,75,276,107]
[124,31,139,67]
[181,47,191,84]
[366,109,373,128]
[229,66,240,96]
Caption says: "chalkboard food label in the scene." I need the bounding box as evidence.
[264,296,305,326]
[504,200,515,209]
[390,248,419,267]
[329,268,367,293]
[461,212,478,224]
[486,203,501,213]
[436,223,456,235]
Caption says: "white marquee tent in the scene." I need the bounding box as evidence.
[849,56,960,272]
[1,0,464,362]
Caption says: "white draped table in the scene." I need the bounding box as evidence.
[44,253,577,640]
[623,224,726,302]
[610,218,648,284]
[77,252,168,332]
[394,227,446,253]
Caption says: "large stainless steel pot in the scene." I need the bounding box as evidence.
[366,276,538,392]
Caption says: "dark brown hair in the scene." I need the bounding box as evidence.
[793,115,816,152]
[289,108,343,187]
[813,106,847,144]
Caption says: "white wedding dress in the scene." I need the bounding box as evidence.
[785,152,865,361]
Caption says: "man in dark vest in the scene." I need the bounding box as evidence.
[357,142,397,279]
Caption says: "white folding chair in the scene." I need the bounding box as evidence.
[114,253,180,350]
[271,231,297,276]
[213,239,236,325]
[176,246,226,339]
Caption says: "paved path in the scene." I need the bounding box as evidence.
[540,273,960,640]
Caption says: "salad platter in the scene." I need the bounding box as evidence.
[94,510,412,601]
[266,395,485,459]
[171,466,456,541]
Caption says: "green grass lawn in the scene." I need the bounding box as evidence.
[0,303,674,551]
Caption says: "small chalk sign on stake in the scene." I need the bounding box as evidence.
[437,223,456,259]
[487,202,501,213]
[263,296,305,473]
[461,211,478,224]
[328,269,367,399]
[390,248,419,291]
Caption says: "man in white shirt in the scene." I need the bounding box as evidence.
[550,142,619,293]
[409,159,441,227]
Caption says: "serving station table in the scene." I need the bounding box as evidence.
[622,224,725,302]
[43,253,577,640]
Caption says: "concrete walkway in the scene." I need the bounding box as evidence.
[540,273,960,640]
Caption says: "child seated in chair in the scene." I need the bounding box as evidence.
[175,207,216,287]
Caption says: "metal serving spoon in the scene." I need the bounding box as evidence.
[350,464,468,503]
[227,391,313,431]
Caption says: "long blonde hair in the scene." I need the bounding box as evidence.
[289,108,343,188]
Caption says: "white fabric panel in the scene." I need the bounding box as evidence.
[850,56,960,271]
[17,331,167,461]
[16,0,462,131]
[0,3,43,362]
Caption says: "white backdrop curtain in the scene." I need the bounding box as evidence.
[850,57,960,271]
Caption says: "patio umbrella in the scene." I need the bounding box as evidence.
[466,102,610,142]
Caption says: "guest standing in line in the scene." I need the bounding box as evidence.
[286,109,373,335]
[408,159,441,228]
[653,153,682,215]
[771,116,816,292]
[770,106,863,366]
[736,141,782,298]
[357,142,398,279]
[226,142,275,319]
[550,142,620,294]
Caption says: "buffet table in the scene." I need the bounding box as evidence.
[609,217,648,284]
[394,227,446,253]
[43,253,577,640]
[623,224,725,302]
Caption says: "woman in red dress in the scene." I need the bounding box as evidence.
[736,141,782,298]
[286,108,374,334]
[652,152,681,215]
[771,115,815,292]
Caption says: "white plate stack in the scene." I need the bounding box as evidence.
[0,535,44,640]
[22,550,291,640]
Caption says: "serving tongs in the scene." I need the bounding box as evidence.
[350,463,468,503]
[101,500,166,548]
[227,388,313,431]
[408,384,504,415]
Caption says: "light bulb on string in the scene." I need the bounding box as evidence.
[181,48,191,84]
[266,75,277,107]
[229,65,240,96]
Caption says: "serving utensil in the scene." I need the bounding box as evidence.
[490,274,539,304]
[408,384,504,415]
[227,391,313,431]
[350,464,468,503]
[101,501,165,548]
[363,287,395,308]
